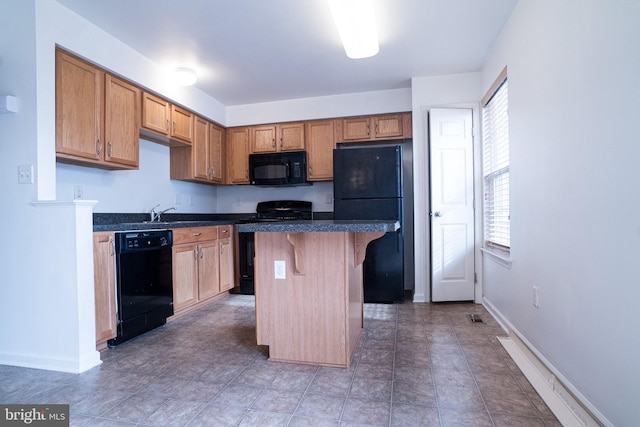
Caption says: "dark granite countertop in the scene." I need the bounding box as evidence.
[92,212,336,232]
[93,220,235,232]
[235,220,400,233]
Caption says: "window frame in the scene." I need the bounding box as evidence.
[481,67,510,253]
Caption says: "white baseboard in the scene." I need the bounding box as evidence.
[0,350,101,374]
[483,298,611,427]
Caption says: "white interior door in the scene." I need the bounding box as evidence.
[430,108,475,301]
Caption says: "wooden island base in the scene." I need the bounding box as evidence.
[254,230,385,368]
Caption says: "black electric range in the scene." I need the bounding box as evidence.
[237,200,312,295]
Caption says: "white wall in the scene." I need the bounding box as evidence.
[481,0,640,425]
[410,73,483,302]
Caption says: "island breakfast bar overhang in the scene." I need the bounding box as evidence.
[235,220,401,368]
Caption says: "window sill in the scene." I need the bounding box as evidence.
[481,247,512,269]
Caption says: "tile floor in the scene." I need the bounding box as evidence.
[0,295,561,426]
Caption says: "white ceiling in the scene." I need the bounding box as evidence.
[55,0,518,106]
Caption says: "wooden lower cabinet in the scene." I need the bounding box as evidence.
[171,225,235,318]
[93,232,117,351]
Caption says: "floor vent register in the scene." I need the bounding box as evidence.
[466,314,484,324]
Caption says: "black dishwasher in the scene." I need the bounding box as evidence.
[109,229,173,346]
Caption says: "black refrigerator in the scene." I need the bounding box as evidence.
[333,145,404,303]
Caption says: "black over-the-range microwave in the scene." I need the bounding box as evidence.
[249,150,309,186]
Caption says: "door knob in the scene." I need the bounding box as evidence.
[432,211,442,217]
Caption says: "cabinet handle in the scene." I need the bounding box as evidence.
[107,141,113,157]
[279,138,282,148]
[194,248,198,258]
[200,248,204,259]
[173,121,176,134]
[166,119,170,132]
[375,124,379,135]
[96,139,102,156]
[367,124,370,136]
[220,245,224,255]
[109,237,115,256]
[193,232,202,237]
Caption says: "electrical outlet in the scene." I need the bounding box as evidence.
[175,194,182,205]
[235,196,242,206]
[73,185,83,200]
[533,286,539,308]
[274,260,286,279]
[325,193,333,204]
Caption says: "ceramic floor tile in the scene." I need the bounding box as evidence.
[341,396,391,426]
[0,295,562,426]
[390,402,440,427]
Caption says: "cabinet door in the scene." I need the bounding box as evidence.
[374,114,403,139]
[198,240,220,299]
[55,50,103,161]
[171,105,194,144]
[209,123,224,183]
[227,127,250,183]
[172,244,199,310]
[306,120,335,181]
[219,238,234,292]
[192,116,210,180]
[252,125,277,153]
[278,122,305,151]
[342,117,371,141]
[141,91,170,135]
[104,75,140,168]
[93,232,117,347]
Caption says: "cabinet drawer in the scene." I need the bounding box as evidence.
[217,225,232,239]
[172,226,218,244]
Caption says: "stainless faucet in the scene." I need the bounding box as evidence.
[150,205,176,222]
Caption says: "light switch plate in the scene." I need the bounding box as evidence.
[18,164,33,184]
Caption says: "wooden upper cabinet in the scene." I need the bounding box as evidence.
[342,116,371,141]
[104,75,140,168]
[170,117,225,185]
[251,125,276,153]
[279,122,305,151]
[141,92,170,135]
[171,105,194,144]
[192,116,210,181]
[209,123,225,183]
[339,113,411,142]
[55,49,138,169]
[56,50,103,162]
[251,122,305,153]
[227,127,250,184]
[306,120,336,181]
[141,91,193,145]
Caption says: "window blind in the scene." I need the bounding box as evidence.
[482,78,510,250]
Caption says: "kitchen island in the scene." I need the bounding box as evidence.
[235,220,399,368]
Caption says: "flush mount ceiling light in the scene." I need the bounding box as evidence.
[173,67,198,86]
[329,0,379,59]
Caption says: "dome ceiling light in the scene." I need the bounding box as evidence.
[173,67,198,86]
[329,0,379,59]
